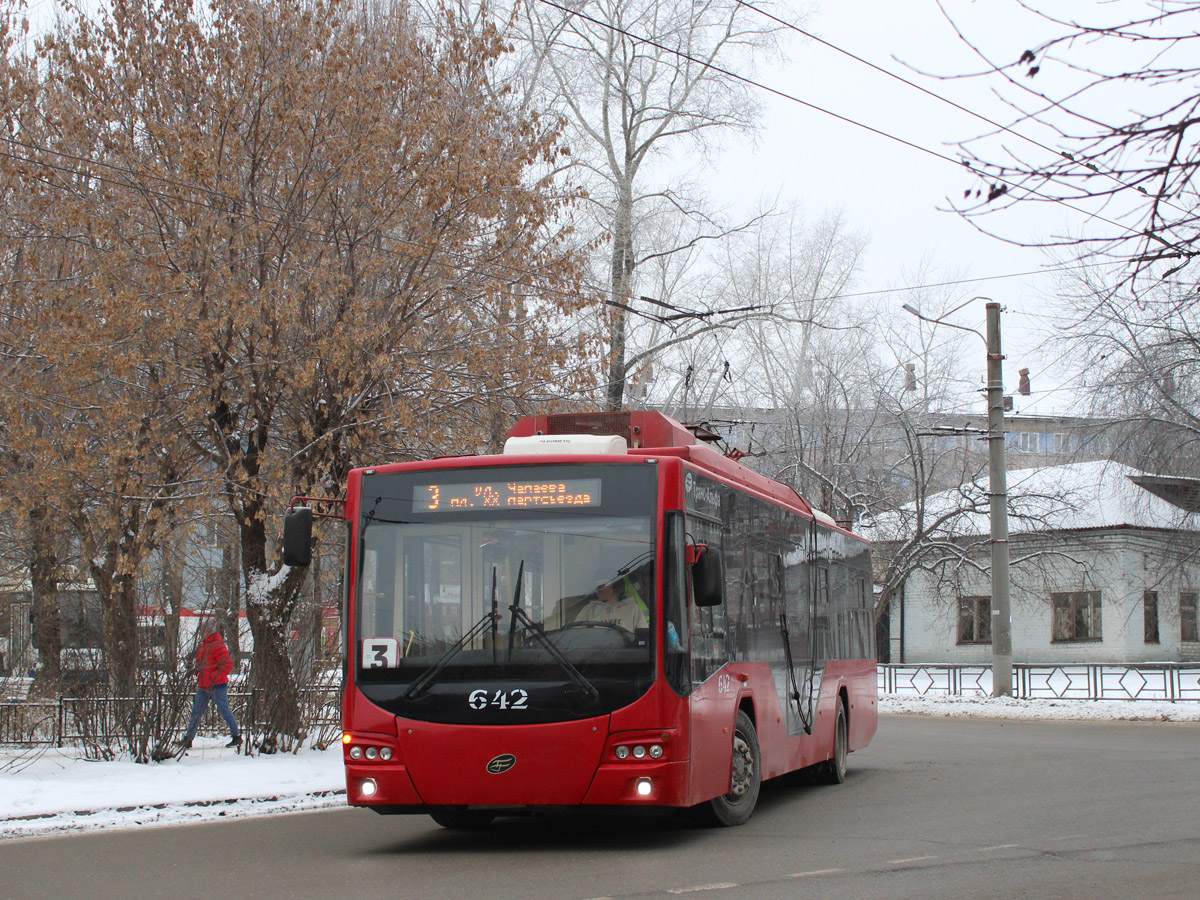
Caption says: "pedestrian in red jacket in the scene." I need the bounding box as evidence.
[178,619,242,749]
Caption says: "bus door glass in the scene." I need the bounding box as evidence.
[782,525,815,735]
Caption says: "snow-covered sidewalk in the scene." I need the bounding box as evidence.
[3,697,1198,841]
[0,739,346,841]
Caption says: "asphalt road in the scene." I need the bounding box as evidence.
[4,715,1198,900]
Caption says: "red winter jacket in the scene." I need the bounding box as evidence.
[195,631,234,690]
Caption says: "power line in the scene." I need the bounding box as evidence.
[729,0,1189,220]
[535,0,1194,260]
[0,133,1130,333]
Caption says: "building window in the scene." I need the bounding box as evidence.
[1144,591,1160,644]
[957,596,991,644]
[1182,592,1199,643]
[1051,591,1102,642]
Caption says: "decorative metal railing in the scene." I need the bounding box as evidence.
[879,663,1200,701]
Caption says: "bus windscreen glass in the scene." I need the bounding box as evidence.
[355,463,658,724]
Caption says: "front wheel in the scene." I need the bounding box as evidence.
[817,696,848,785]
[694,709,761,827]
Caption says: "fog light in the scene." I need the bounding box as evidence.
[635,778,653,797]
[633,745,646,758]
[380,747,393,761]
[649,744,663,759]
[360,778,377,797]
[365,746,378,760]
[349,746,363,760]
[615,745,630,760]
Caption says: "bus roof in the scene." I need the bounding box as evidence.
[507,411,817,521]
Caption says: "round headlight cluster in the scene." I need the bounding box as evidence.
[347,744,393,761]
[614,743,664,761]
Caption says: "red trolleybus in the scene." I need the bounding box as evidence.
[283,411,877,827]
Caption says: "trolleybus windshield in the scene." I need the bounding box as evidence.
[355,463,658,723]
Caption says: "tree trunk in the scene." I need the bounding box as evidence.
[103,570,140,697]
[605,178,635,410]
[238,496,308,750]
[29,505,61,694]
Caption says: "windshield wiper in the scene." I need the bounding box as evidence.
[507,560,600,704]
[404,561,599,705]
[403,607,502,701]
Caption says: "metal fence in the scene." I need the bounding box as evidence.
[879,663,1200,701]
[0,679,342,749]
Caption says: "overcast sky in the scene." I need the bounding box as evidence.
[707,0,1092,415]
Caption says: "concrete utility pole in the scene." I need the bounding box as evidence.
[985,302,1013,697]
[903,298,1013,697]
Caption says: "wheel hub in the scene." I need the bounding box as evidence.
[728,734,754,799]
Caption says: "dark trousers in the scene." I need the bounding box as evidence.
[183,683,240,740]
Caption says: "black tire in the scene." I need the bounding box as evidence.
[429,807,496,829]
[817,696,848,785]
[694,709,761,827]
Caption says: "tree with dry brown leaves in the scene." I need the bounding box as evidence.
[0,0,590,748]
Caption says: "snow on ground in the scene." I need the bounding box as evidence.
[3,697,1199,842]
[0,739,346,841]
[879,694,1200,722]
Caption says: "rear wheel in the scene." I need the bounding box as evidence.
[429,807,495,829]
[695,709,761,827]
[817,696,848,785]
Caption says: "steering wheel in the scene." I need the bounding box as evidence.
[553,620,635,648]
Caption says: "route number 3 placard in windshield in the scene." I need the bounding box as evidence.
[363,638,400,668]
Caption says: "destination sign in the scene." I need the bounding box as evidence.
[413,478,602,512]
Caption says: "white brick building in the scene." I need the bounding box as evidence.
[878,462,1200,665]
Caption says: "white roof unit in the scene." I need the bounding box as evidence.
[812,508,839,529]
[503,434,629,456]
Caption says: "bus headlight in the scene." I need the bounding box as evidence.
[360,779,377,797]
[615,745,630,760]
[365,746,378,760]
[632,745,647,759]
[349,746,363,760]
[649,744,664,759]
[380,747,393,761]
[635,778,653,797]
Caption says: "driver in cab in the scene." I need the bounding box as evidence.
[575,571,649,632]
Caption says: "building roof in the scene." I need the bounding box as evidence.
[862,460,1200,542]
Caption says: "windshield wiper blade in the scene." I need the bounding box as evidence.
[403,609,501,701]
[506,561,599,704]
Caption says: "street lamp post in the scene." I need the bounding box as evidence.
[903,298,1012,697]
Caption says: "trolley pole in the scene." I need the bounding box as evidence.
[986,303,1013,697]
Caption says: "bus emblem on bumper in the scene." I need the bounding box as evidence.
[486,754,517,774]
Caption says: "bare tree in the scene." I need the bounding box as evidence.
[946,1,1200,299]
[516,0,782,408]
[1054,268,1200,475]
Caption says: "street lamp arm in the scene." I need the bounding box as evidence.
[901,302,986,344]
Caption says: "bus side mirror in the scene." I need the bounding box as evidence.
[282,507,313,567]
[690,545,724,608]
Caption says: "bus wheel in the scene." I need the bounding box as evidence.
[429,807,495,829]
[818,697,848,785]
[695,709,761,827]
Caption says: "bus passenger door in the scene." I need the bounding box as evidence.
[780,544,814,736]
[684,514,738,805]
